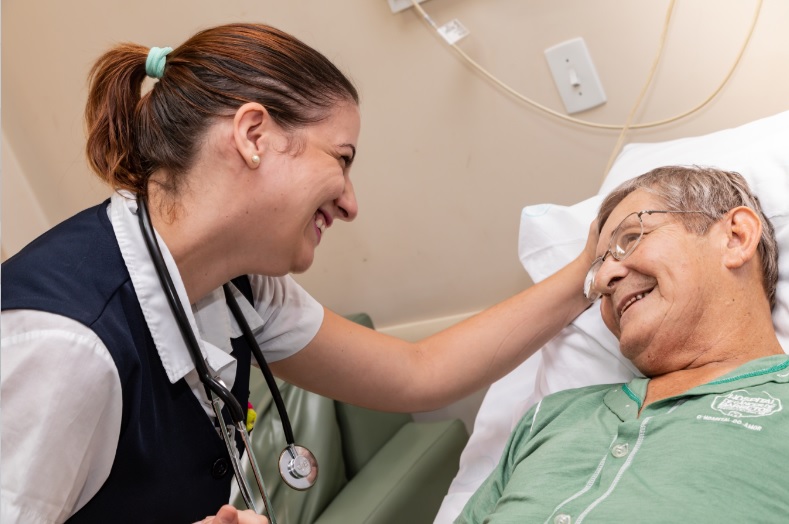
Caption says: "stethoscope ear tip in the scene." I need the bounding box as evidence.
[279,445,318,491]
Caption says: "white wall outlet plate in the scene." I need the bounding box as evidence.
[388,0,430,14]
[544,37,607,114]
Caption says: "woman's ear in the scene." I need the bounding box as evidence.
[721,206,763,269]
[233,102,269,169]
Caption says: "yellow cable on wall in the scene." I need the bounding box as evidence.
[409,0,762,134]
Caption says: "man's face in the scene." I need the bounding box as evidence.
[592,190,721,376]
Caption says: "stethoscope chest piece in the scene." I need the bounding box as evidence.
[279,444,318,490]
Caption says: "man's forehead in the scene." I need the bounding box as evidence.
[598,190,663,244]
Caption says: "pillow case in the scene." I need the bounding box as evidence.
[433,110,789,524]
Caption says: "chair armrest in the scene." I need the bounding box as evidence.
[335,403,412,477]
[314,419,469,524]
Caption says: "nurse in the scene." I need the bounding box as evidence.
[1,23,595,524]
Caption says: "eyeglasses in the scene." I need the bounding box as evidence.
[583,210,713,302]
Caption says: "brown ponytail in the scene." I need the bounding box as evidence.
[85,43,150,194]
[85,23,359,197]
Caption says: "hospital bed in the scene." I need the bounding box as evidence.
[434,109,789,523]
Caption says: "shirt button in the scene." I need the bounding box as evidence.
[211,458,230,479]
[554,514,572,524]
[612,443,629,458]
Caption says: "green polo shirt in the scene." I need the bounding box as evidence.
[457,355,789,523]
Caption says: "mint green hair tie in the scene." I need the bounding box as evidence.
[145,46,173,79]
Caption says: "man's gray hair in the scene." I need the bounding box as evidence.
[597,165,778,309]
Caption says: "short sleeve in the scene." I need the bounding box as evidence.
[247,274,324,362]
[454,403,540,523]
[1,310,122,524]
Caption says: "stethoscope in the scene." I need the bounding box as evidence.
[137,196,316,523]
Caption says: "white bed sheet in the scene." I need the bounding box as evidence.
[433,110,789,523]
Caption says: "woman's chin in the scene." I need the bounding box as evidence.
[290,253,315,274]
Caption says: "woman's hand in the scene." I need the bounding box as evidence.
[579,218,600,269]
[197,505,269,524]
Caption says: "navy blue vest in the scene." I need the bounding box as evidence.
[2,201,253,523]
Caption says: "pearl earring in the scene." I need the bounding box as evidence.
[251,154,260,165]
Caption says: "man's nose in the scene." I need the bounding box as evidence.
[591,255,628,297]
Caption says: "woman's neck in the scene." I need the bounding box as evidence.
[146,186,239,304]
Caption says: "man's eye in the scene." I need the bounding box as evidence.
[616,231,641,252]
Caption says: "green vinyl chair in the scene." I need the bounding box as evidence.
[233,313,469,524]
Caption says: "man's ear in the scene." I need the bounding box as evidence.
[721,206,763,269]
[233,102,270,169]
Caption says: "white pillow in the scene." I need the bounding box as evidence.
[433,110,789,524]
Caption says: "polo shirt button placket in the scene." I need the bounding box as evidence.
[554,513,572,524]
[612,443,629,458]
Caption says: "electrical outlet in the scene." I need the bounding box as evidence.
[544,37,607,114]
[388,0,430,14]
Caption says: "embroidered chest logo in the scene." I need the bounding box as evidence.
[711,389,783,418]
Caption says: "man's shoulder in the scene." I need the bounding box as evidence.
[542,382,621,406]
[514,382,622,434]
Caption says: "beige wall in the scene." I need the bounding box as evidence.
[3,0,788,338]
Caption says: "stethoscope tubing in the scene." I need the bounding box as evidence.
[136,195,316,519]
[222,284,296,445]
[137,197,245,423]
[138,196,297,445]
[138,196,280,518]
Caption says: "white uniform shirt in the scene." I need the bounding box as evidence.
[1,191,324,524]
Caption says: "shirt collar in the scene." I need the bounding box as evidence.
[109,191,240,383]
[604,355,789,420]
[690,354,789,393]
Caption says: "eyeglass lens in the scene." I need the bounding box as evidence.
[584,212,645,301]
[611,212,645,260]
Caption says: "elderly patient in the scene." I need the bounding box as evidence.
[457,166,789,523]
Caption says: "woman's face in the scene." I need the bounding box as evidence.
[252,102,361,275]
